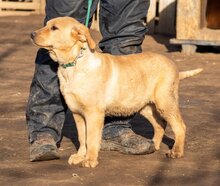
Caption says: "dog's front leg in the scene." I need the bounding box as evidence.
[68,113,86,165]
[82,109,104,168]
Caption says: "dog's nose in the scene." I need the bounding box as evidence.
[30,32,36,39]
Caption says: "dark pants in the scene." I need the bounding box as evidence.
[26,0,150,143]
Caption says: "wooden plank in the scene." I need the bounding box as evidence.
[0,10,33,16]
[170,38,220,46]
[147,0,157,34]
[157,0,176,35]
[0,2,40,10]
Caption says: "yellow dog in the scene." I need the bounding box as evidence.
[31,17,202,168]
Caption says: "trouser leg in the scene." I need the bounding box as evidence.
[99,0,150,136]
[26,49,67,143]
[99,0,150,55]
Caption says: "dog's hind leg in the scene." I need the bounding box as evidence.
[82,109,105,168]
[155,87,186,158]
[68,113,87,165]
[162,106,186,158]
[140,104,166,150]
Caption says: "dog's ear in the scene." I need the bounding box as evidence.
[72,25,96,50]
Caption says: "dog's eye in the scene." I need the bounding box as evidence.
[51,25,58,31]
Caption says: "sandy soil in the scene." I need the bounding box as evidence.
[0,15,219,186]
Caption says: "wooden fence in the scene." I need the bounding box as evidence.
[0,0,45,16]
[0,0,176,35]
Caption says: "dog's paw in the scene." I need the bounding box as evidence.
[81,159,99,168]
[154,143,160,151]
[166,150,183,158]
[68,154,85,165]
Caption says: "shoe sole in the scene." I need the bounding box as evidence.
[101,140,156,155]
[30,145,60,162]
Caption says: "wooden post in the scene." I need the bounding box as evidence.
[182,44,197,55]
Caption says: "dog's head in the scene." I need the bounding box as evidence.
[31,17,96,63]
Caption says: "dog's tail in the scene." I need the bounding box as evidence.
[179,68,203,80]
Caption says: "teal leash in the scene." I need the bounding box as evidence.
[85,0,93,27]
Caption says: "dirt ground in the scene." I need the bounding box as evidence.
[0,15,219,186]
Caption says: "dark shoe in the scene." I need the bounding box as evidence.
[30,134,59,162]
[101,128,155,155]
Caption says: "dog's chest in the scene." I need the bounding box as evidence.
[58,69,88,111]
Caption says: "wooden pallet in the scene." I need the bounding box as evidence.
[0,0,45,16]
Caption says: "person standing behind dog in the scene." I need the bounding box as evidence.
[26,0,154,161]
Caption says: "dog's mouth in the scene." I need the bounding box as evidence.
[31,39,53,49]
[37,44,53,50]
[30,33,53,50]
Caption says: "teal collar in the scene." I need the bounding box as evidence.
[60,61,77,69]
[60,48,86,69]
